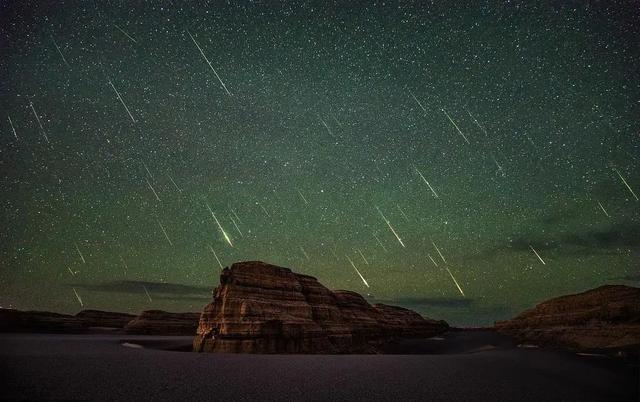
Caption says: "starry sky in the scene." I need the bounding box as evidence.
[1,1,638,326]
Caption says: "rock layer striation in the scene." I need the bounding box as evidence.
[194,261,448,353]
[495,285,640,353]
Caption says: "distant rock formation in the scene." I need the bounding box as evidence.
[193,261,448,353]
[75,310,135,328]
[0,309,87,333]
[124,310,200,335]
[495,285,640,354]
[0,308,197,335]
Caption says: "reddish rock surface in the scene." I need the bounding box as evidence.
[75,310,135,328]
[193,261,448,353]
[0,309,87,333]
[124,310,200,335]
[495,285,640,353]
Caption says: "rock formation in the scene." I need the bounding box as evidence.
[193,261,448,353]
[124,310,200,335]
[0,308,198,335]
[75,310,136,328]
[0,309,87,333]
[495,285,640,353]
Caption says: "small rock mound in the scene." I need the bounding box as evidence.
[75,310,135,328]
[125,310,200,335]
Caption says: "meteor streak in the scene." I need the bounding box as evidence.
[432,241,446,263]
[72,288,84,307]
[597,200,610,218]
[187,29,232,96]
[114,24,138,43]
[206,203,233,247]
[168,174,182,192]
[158,220,173,245]
[29,101,50,143]
[410,91,428,114]
[492,154,505,177]
[329,246,340,260]
[529,245,546,265]
[413,165,439,198]
[428,254,439,267]
[231,208,242,224]
[74,243,86,264]
[51,35,71,68]
[7,115,17,140]
[257,202,271,218]
[346,255,369,288]
[146,178,161,201]
[229,215,243,237]
[373,233,388,252]
[142,161,153,179]
[108,80,136,123]
[375,206,405,247]
[444,267,465,297]
[465,107,488,136]
[397,204,409,221]
[442,108,470,144]
[319,117,336,138]
[613,168,638,201]
[297,189,309,205]
[301,246,310,260]
[143,285,153,302]
[330,111,342,127]
[209,245,224,269]
[356,248,369,265]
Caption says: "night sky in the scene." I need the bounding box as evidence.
[1,1,638,326]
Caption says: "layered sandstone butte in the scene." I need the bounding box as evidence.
[0,309,87,333]
[193,261,448,353]
[495,285,640,353]
[75,310,136,328]
[124,310,200,335]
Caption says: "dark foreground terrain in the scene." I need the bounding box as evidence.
[1,331,637,401]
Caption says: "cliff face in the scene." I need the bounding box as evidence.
[124,310,200,335]
[193,261,448,353]
[495,285,640,352]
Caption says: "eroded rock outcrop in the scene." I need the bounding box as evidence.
[0,309,88,333]
[124,310,200,335]
[75,310,136,328]
[495,285,640,353]
[193,261,448,353]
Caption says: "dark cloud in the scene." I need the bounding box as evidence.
[472,223,640,260]
[507,238,559,252]
[370,297,474,308]
[563,225,640,249]
[70,280,212,298]
[611,273,640,282]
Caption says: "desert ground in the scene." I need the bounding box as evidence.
[1,330,636,401]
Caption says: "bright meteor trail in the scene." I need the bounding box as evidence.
[187,29,232,96]
[346,255,369,288]
[529,245,546,265]
[445,267,466,297]
[206,202,233,247]
[375,206,405,248]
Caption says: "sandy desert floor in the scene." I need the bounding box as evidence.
[1,331,637,401]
